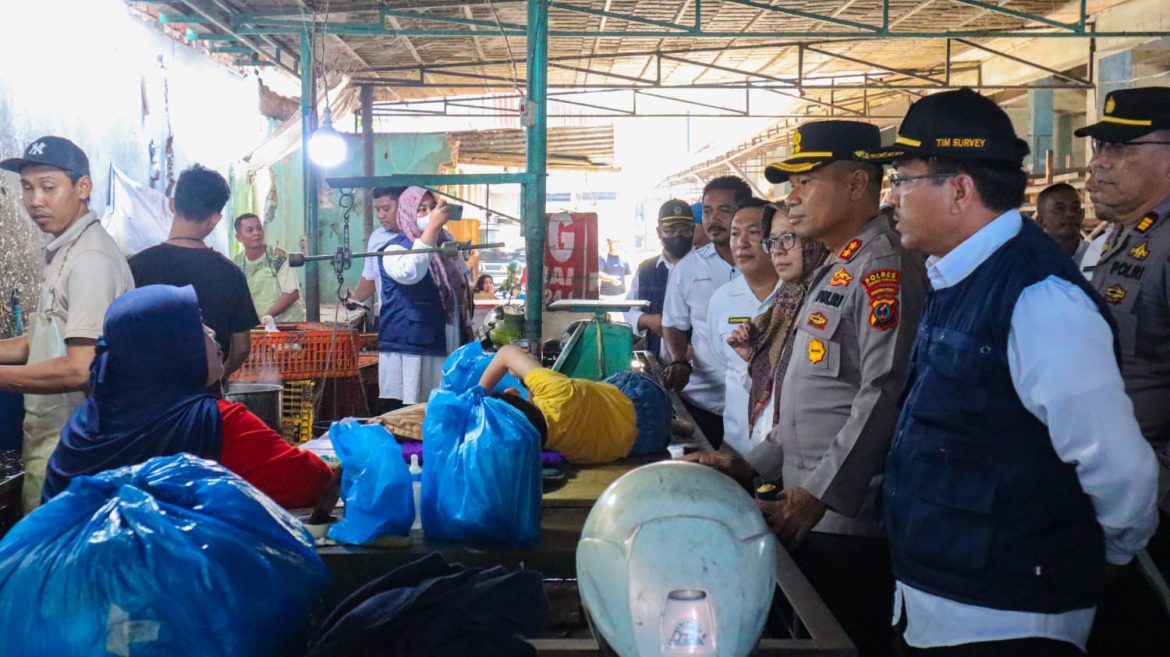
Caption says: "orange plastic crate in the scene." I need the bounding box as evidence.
[231,323,359,382]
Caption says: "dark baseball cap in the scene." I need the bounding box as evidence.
[1074,87,1170,143]
[861,88,1029,166]
[657,199,694,226]
[0,136,91,177]
[764,120,883,184]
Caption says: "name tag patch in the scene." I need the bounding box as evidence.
[815,290,845,307]
[1109,261,1145,280]
[727,316,749,324]
[808,338,827,364]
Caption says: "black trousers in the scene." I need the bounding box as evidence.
[792,532,894,657]
[680,397,724,450]
[897,637,1084,657]
[1086,509,1170,657]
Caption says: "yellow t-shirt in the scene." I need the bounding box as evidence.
[523,369,637,464]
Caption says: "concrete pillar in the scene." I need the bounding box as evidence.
[1028,77,1054,175]
[1085,50,1133,162]
[1056,113,1076,170]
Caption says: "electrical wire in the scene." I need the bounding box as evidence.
[484,0,525,101]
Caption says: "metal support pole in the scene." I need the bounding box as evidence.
[301,33,321,321]
[360,84,375,242]
[523,0,549,342]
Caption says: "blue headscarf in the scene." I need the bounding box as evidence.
[43,285,223,501]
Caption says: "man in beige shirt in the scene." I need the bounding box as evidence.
[0,137,134,511]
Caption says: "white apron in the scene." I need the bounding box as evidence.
[21,229,89,512]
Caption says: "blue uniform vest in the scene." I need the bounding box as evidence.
[377,233,447,357]
[883,219,1115,613]
[633,256,670,356]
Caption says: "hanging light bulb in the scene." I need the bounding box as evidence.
[308,108,347,168]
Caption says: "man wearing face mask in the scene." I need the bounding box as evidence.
[625,199,695,364]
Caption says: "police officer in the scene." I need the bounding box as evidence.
[879,88,1156,656]
[686,120,927,657]
[1076,86,1170,655]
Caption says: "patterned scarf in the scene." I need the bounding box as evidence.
[396,187,472,333]
[746,239,829,428]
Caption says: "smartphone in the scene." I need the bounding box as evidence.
[447,204,464,220]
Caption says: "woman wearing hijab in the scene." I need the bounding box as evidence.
[42,285,334,508]
[363,186,472,406]
[728,203,829,444]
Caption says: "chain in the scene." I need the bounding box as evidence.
[335,188,356,302]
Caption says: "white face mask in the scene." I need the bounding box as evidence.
[416,214,430,232]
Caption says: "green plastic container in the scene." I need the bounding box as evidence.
[552,319,634,381]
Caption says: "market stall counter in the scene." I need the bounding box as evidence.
[314,353,855,656]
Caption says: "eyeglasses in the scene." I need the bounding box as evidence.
[1090,139,1170,158]
[762,232,797,254]
[888,173,958,188]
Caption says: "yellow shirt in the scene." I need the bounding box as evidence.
[523,369,637,464]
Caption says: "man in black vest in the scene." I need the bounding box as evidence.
[624,199,695,363]
[876,88,1157,656]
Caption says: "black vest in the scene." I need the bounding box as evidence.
[377,233,447,356]
[633,256,670,356]
[883,219,1116,613]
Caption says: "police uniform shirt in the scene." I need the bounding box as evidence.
[706,275,781,457]
[745,215,927,536]
[661,243,738,414]
[1090,193,1170,446]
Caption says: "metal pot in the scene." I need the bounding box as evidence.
[224,383,283,433]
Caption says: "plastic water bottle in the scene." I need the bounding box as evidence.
[409,454,423,531]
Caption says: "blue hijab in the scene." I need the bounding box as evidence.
[43,285,223,501]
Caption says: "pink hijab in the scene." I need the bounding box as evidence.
[395,186,470,326]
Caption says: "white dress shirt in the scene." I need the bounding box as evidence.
[362,227,394,313]
[661,243,738,413]
[1078,229,1111,281]
[894,210,1159,651]
[707,275,780,456]
[625,254,675,363]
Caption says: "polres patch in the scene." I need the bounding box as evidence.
[869,297,899,331]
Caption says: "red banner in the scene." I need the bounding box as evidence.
[543,212,598,304]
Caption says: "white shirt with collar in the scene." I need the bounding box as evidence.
[706,275,779,456]
[362,227,394,313]
[625,254,675,364]
[894,209,1158,651]
[661,243,738,413]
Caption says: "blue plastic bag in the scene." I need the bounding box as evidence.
[441,340,528,398]
[422,386,541,547]
[327,419,414,544]
[0,453,328,657]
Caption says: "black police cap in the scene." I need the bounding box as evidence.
[860,88,1028,166]
[1075,87,1170,143]
[657,199,694,226]
[764,120,884,184]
